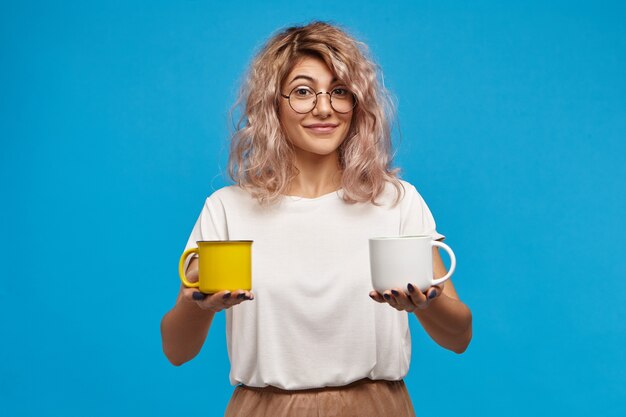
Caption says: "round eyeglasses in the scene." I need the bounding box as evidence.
[280,86,357,114]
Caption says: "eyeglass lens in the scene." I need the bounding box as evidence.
[288,86,355,114]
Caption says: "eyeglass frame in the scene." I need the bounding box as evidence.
[280,86,357,114]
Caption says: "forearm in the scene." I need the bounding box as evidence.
[160,297,215,366]
[413,294,472,353]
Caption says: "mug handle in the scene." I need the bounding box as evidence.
[431,240,456,286]
[179,247,200,288]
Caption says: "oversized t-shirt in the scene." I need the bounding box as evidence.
[182,178,445,390]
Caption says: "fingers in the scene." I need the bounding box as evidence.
[386,288,419,312]
[369,291,385,303]
[407,283,444,310]
[182,288,255,312]
[201,290,255,312]
[370,288,417,312]
[427,284,444,300]
[370,283,445,312]
[406,283,428,310]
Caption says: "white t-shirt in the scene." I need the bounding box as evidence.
[182,178,445,390]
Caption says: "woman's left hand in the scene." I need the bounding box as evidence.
[369,283,444,312]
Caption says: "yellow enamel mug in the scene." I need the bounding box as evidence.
[178,240,253,293]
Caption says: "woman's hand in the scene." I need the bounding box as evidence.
[369,282,444,312]
[181,268,254,313]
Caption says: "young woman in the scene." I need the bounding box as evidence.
[161,21,472,417]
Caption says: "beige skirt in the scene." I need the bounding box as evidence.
[223,378,416,417]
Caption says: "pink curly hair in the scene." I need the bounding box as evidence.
[227,20,404,207]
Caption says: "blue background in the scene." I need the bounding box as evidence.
[2,1,625,416]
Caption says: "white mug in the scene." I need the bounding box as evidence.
[368,235,456,293]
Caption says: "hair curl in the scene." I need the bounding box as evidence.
[227,20,404,207]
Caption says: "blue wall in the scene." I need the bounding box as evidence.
[2,1,624,416]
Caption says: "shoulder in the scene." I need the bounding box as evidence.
[378,178,437,216]
[397,179,416,195]
[377,178,417,206]
[205,184,255,207]
[396,178,431,202]
[207,184,247,199]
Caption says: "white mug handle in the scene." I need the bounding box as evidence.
[431,240,456,286]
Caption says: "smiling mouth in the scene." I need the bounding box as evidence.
[305,125,338,134]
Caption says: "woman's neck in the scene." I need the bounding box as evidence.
[286,151,342,198]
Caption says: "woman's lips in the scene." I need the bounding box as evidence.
[304,125,338,133]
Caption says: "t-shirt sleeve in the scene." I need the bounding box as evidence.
[400,183,446,241]
[181,194,227,273]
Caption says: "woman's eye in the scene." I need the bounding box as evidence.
[294,87,313,96]
[332,88,348,96]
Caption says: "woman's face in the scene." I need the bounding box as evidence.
[278,55,353,160]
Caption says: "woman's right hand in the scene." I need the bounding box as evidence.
[181,267,254,313]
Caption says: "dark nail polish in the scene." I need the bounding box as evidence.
[192,292,205,300]
[407,284,415,293]
[237,293,246,299]
[429,291,438,299]
[383,293,391,300]
[391,290,400,296]
[222,292,231,299]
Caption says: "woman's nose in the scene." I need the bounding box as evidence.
[312,93,332,117]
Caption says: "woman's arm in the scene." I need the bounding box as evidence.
[413,249,472,353]
[160,258,216,366]
[160,257,255,366]
[369,247,473,354]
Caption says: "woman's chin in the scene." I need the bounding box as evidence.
[294,145,341,158]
